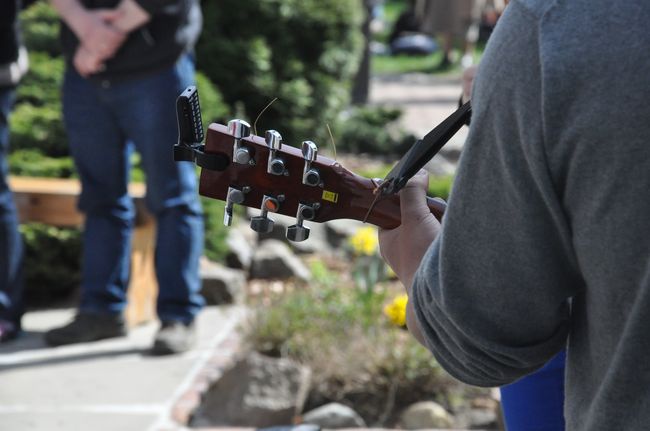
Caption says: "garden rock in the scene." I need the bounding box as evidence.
[400,401,454,429]
[325,219,365,249]
[225,225,256,269]
[190,352,312,428]
[250,239,311,281]
[256,212,332,255]
[302,402,367,429]
[455,407,499,430]
[199,258,246,305]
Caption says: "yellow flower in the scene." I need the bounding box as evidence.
[383,294,408,327]
[349,226,378,256]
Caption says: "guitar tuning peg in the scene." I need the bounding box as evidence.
[250,195,283,233]
[265,130,286,176]
[286,203,318,242]
[228,119,253,165]
[301,141,321,187]
[224,186,250,226]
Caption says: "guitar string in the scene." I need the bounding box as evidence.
[325,123,337,161]
[253,97,279,136]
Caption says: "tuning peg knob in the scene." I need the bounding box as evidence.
[224,186,249,226]
[286,203,318,242]
[286,224,310,242]
[301,141,321,187]
[250,195,281,234]
[228,119,251,139]
[265,130,286,176]
[228,119,253,165]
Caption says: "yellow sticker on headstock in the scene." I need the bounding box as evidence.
[322,190,339,203]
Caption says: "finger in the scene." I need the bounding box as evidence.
[399,170,432,221]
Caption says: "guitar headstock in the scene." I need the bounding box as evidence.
[199,120,398,241]
[176,87,445,242]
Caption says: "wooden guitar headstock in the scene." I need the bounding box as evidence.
[196,121,446,241]
[175,85,445,242]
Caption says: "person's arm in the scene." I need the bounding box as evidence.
[102,0,151,34]
[50,0,125,60]
[379,1,579,387]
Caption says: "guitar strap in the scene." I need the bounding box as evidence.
[378,101,472,196]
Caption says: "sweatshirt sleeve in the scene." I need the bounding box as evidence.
[410,1,581,387]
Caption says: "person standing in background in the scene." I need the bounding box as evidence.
[44,0,205,355]
[415,0,475,68]
[0,0,29,344]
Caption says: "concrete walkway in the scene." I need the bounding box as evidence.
[370,73,468,173]
[0,306,246,431]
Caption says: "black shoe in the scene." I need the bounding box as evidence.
[150,321,196,355]
[44,312,127,346]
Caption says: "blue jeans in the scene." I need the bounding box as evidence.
[0,87,24,325]
[500,350,566,431]
[62,55,204,323]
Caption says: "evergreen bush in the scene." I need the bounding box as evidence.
[196,0,364,146]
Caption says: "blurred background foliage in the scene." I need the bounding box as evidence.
[12,0,453,299]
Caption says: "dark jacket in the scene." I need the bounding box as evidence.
[60,0,201,82]
[0,0,21,65]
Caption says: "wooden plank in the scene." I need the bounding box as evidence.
[8,176,158,327]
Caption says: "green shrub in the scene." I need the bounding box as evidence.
[336,105,415,155]
[20,223,82,305]
[16,52,64,107]
[195,72,230,127]
[20,2,61,56]
[196,0,364,146]
[9,102,68,156]
[8,150,76,178]
[201,197,231,263]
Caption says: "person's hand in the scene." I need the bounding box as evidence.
[73,45,105,77]
[102,0,151,34]
[378,170,442,289]
[69,9,126,61]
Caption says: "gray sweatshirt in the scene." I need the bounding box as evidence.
[411,0,650,429]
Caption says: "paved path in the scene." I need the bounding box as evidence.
[0,306,246,431]
[370,73,469,172]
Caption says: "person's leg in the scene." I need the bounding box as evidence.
[45,70,132,346]
[61,69,134,316]
[111,55,204,327]
[0,87,24,341]
[500,349,566,431]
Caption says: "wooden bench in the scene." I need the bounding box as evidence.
[8,176,158,326]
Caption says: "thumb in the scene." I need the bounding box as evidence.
[398,170,432,222]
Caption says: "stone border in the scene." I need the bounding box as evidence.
[171,330,248,426]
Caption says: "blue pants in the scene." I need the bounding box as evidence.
[62,55,204,323]
[500,350,566,431]
[0,87,23,326]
